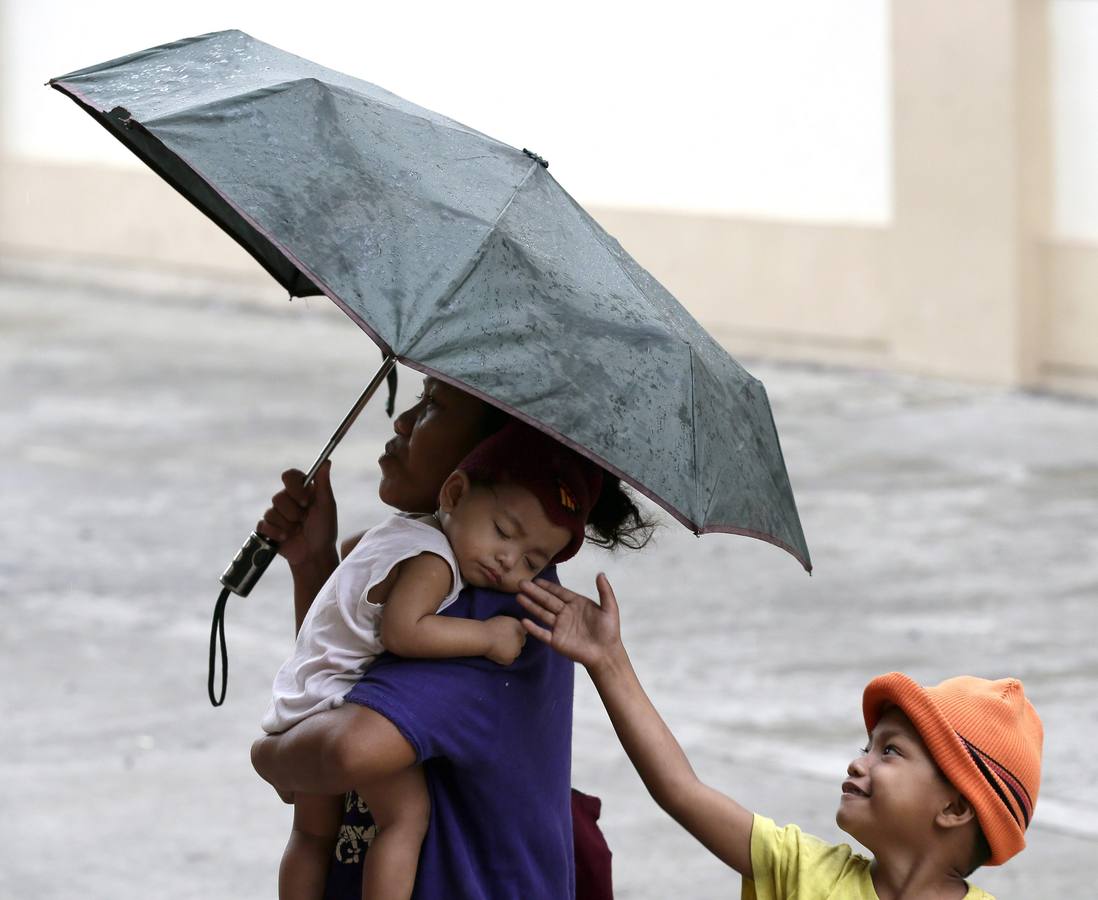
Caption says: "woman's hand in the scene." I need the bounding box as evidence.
[483,616,528,665]
[518,574,623,673]
[256,461,338,569]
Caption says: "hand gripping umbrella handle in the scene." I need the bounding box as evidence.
[208,354,397,706]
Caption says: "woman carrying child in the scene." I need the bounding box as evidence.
[252,376,651,899]
[263,420,603,898]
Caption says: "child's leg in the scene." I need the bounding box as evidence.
[359,766,430,900]
[279,792,344,900]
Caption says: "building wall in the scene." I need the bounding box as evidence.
[2,1,1096,396]
[1,1,893,223]
[1052,0,1098,242]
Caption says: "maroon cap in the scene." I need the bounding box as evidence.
[458,421,603,563]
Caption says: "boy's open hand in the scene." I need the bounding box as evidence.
[518,574,622,671]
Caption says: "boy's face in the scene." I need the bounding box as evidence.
[836,707,959,854]
[439,473,571,594]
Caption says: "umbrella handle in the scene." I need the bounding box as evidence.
[219,530,281,597]
[218,353,397,598]
[209,353,397,706]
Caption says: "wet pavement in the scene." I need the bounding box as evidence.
[2,256,1095,898]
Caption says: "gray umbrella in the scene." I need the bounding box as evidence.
[50,29,810,574]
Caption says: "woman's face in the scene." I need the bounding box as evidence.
[378,377,493,513]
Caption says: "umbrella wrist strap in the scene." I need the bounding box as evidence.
[205,352,395,709]
[208,587,230,707]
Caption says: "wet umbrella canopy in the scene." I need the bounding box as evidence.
[50,30,810,571]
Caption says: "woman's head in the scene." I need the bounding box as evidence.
[378,377,506,513]
[379,375,656,551]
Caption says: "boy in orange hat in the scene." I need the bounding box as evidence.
[518,575,1043,900]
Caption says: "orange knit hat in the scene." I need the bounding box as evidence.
[862,673,1043,866]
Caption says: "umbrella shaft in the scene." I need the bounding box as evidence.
[304,354,397,487]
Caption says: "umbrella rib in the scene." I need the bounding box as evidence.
[695,372,811,570]
[693,348,733,528]
[689,346,702,531]
[401,161,541,352]
[551,193,706,527]
[568,197,683,337]
[693,354,753,525]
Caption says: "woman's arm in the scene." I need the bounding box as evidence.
[257,461,340,633]
[289,554,339,633]
[518,575,756,877]
[252,704,417,796]
[251,557,527,798]
[377,554,526,665]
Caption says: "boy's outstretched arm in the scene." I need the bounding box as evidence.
[518,575,755,878]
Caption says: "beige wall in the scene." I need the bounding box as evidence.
[1044,241,1098,392]
[0,157,263,276]
[889,0,1038,385]
[2,0,1095,397]
[589,210,890,370]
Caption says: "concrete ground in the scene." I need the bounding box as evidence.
[2,256,1095,898]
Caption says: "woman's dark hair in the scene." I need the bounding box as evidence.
[585,474,657,552]
[478,406,657,552]
[480,403,513,438]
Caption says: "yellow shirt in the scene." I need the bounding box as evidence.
[742,814,994,900]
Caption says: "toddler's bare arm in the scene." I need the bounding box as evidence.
[518,575,755,877]
[377,554,526,665]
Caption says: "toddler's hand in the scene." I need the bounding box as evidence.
[484,615,527,665]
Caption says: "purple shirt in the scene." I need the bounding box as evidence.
[324,569,575,900]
